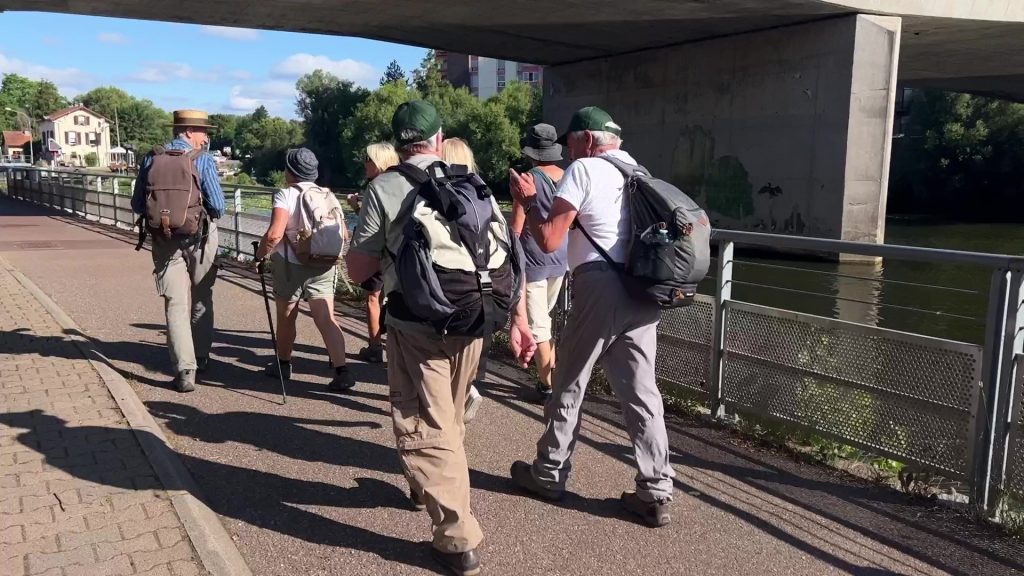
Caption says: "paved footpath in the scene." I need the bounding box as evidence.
[0,261,207,576]
[2,196,1024,576]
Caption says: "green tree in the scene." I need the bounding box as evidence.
[75,86,133,119]
[84,152,98,167]
[296,70,370,186]
[490,81,541,132]
[0,74,42,131]
[208,113,242,154]
[380,60,407,86]
[412,50,445,94]
[118,99,170,155]
[28,80,67,119]
[237,111,304,183]
[342,81,421,183]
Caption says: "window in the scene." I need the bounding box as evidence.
[469,55,478,72]
[523,71,537,82]
[497,80,506,90]
[74,115,91,126]
[67,131,79,145]
[87,132,98,145]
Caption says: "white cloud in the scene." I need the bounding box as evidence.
[128,62,220,83]
[97,32,128,44]
[271,53,376,86]
[200,25,260,41]
[0,52,94,95]
[229,69,253,81]
[225,81,297,117]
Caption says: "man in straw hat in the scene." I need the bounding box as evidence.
[132,109,225,393]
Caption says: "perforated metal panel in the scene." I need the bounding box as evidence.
[722,301,981,477]
[656,294,714,396]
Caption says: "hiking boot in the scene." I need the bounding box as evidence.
[431,547,481,576]
[328,366,356,392]
[409,489,426,512]
[265,359,292,381]
[174,369,196,393]
[464,386,483,423]
[534,383,552,404]
[620,490,671,528]
[358,345,385,364]
[510,460,563,501]
[196,357,209,373]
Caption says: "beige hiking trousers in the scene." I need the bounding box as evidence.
[150,222,219,373]
[387,326,484,553]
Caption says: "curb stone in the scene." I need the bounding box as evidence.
[0,255,252,576]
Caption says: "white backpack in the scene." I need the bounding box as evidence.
[289,185,346,266]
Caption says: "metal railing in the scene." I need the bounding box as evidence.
[1,166,356,261]
[4,167,1023,518]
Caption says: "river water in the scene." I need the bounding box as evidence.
[726,220,1024,346]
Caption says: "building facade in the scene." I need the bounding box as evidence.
[38,105,112,168]
[436,51,542,99]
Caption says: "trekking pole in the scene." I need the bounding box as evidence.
[252,241,287,404]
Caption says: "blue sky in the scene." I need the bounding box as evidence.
[0,12,427,118]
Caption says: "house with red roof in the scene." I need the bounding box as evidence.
[1,130,32,163]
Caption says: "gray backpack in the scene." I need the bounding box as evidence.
[576,156,711,307]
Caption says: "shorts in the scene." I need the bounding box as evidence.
[271,253,337,302]
[360,271,384,293]
[525,275,564,343]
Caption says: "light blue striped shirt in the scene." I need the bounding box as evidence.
[131,139,225,219]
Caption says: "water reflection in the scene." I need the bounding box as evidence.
[711,221,1023,345]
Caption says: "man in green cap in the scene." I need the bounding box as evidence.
[506,106,676,528]
[347,100,531,575]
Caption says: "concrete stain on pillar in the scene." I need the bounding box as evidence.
[672,126,753,221]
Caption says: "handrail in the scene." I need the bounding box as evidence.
[713,229,1024,270]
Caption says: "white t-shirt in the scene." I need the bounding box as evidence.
[555,149,637,271]
[271,181,316,263]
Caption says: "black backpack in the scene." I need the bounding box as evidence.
[387,161,524,336]
[576,156,711,307]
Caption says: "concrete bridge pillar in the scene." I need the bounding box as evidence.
[543,14,901,245]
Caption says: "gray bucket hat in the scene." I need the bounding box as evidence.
[285,147,319,182]
[521,123,562,162]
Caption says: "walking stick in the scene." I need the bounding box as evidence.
[252,241,287,404]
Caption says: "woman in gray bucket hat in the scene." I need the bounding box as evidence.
[511,123,568,403]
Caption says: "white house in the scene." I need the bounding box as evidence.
[38,105,112,168]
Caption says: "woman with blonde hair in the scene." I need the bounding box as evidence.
[441,137,478,172]
[347,142,400,363]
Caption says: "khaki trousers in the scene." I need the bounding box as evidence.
[387,326,484,553]
[150,222,219,373]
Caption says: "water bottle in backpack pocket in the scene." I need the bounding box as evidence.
[632,223,676,281]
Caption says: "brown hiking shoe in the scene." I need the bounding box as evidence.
[620,490,671,527]
[431,547,481,576]
[510,460,564,501]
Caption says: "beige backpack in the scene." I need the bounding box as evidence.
[289,185,346,266]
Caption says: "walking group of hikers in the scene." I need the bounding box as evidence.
[131,101,711,576]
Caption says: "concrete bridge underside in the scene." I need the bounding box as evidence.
[6,0,1024,243]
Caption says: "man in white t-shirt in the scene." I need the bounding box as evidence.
[507,106,675,528]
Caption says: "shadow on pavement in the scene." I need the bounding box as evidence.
[0,410,442,574]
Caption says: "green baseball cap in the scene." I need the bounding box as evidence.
[391,100,442,146]
[556,106,621,145]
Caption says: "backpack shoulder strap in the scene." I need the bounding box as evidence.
[388,162,430,185]
[186,148,203,160]
[529,167,558,191]
[598,155,649,178]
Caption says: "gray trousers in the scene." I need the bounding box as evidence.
[150,222,219,373]
[532,262,675,502]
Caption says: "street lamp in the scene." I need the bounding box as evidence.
[4,107,34,165]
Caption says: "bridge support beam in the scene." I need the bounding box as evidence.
[543,14,901,245]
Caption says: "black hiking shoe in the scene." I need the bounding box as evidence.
[174,369,196,393]
[620,490,671,527]
[357,345,385,364]
[327,366,356,392]
[196,357,209,373]
[510,460,564,501]
[409,489,426,511]
[264,359,292,381]
[431,547,481,576]
[534,383,552,404]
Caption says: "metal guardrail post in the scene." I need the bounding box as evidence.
[709,240,734,418]
[973,268,1024,515]
[233,188,243,259]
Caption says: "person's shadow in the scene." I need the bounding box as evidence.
[0,410,443,573]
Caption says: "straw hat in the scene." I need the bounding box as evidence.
[170,109,216,129]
